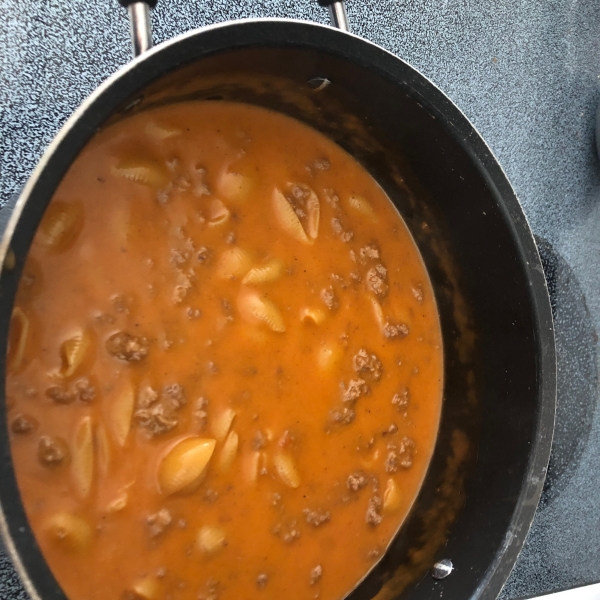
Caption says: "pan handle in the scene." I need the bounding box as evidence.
[118,0,349,58]
[317,1,350,32]
[118,1,154,57]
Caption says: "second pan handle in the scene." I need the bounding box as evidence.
[118,0,349,58]
[317,0,350,32]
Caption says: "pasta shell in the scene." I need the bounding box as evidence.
[244,451,260,483]
[158,437,216,496]
[211,408,236,442]
[105,491,129,513]
[7,307,30,372]
[37,201,84,252]
[125,577,159,600]
[237,288,286,333]
[300,307,327,326]
[112,156,169,188]
[348,195,378,222]
[215,247,252,280]
[207,199,230,227]
[197,525,227,555]
[217,170,253,203]
[105,482,133,514]
[383,478,402,513]
[108,379,135,447]
[273,452,300,489]
[59,329,92,378]
[370,296,385,330]
[218,430,239,473]
[305,189,321,240]
[145,121,182,140]
[95,424,111,476]
[45,512,92,553]
[242,258,284,285]
[316,343,343,371]
[272,188,312,244]
[72,416,94,499]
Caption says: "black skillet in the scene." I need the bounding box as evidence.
[0,2,556,599]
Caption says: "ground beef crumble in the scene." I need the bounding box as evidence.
[106,332,149,362]
[383,321,409,339]
[46,385,75,404]
[203,489,219,503]
[385,450,400,473]
[366,264,388,297]
[384,423,399,436]
[352,349,383,381]
[46,377,96,405]
[273,520,301,544]
[187,307,202,320]
[198,579,219,600]
[347,471,369,492]
[172,271,194,305]
[303,508,331,527]
[323,188,339,207]
[146,508,172,537]
[359,244,380,262]
[383,437,415,471]
[72,377,96,402]
[194,396,209,428]
[312,157,330,171]
[310,565,323,585]
[170,248,189,267]
[283,529,300,543]
[366,495,383,526]
[329,407,355,426]
[11,414,37,434]
[398,437,416,468]
[331,218,353,242]
[320,286,339,310]
[341,378,369,404]
[134,384,186,436]
[412,284,424,303]
[392,387,410,411]
[38,436,69,468]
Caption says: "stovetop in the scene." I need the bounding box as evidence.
[1,1,600,598]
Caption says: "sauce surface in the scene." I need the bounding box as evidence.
[6,101,443,600]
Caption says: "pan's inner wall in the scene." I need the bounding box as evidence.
[0,24,553,600]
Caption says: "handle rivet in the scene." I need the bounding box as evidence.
[432,558,453,580]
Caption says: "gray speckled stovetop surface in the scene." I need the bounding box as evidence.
[1,1,600,599]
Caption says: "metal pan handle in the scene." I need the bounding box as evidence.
[117,0,349,58]
[118,1,154,57]
[318,0,350,32]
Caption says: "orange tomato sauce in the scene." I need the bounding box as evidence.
[6,101,443,600]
